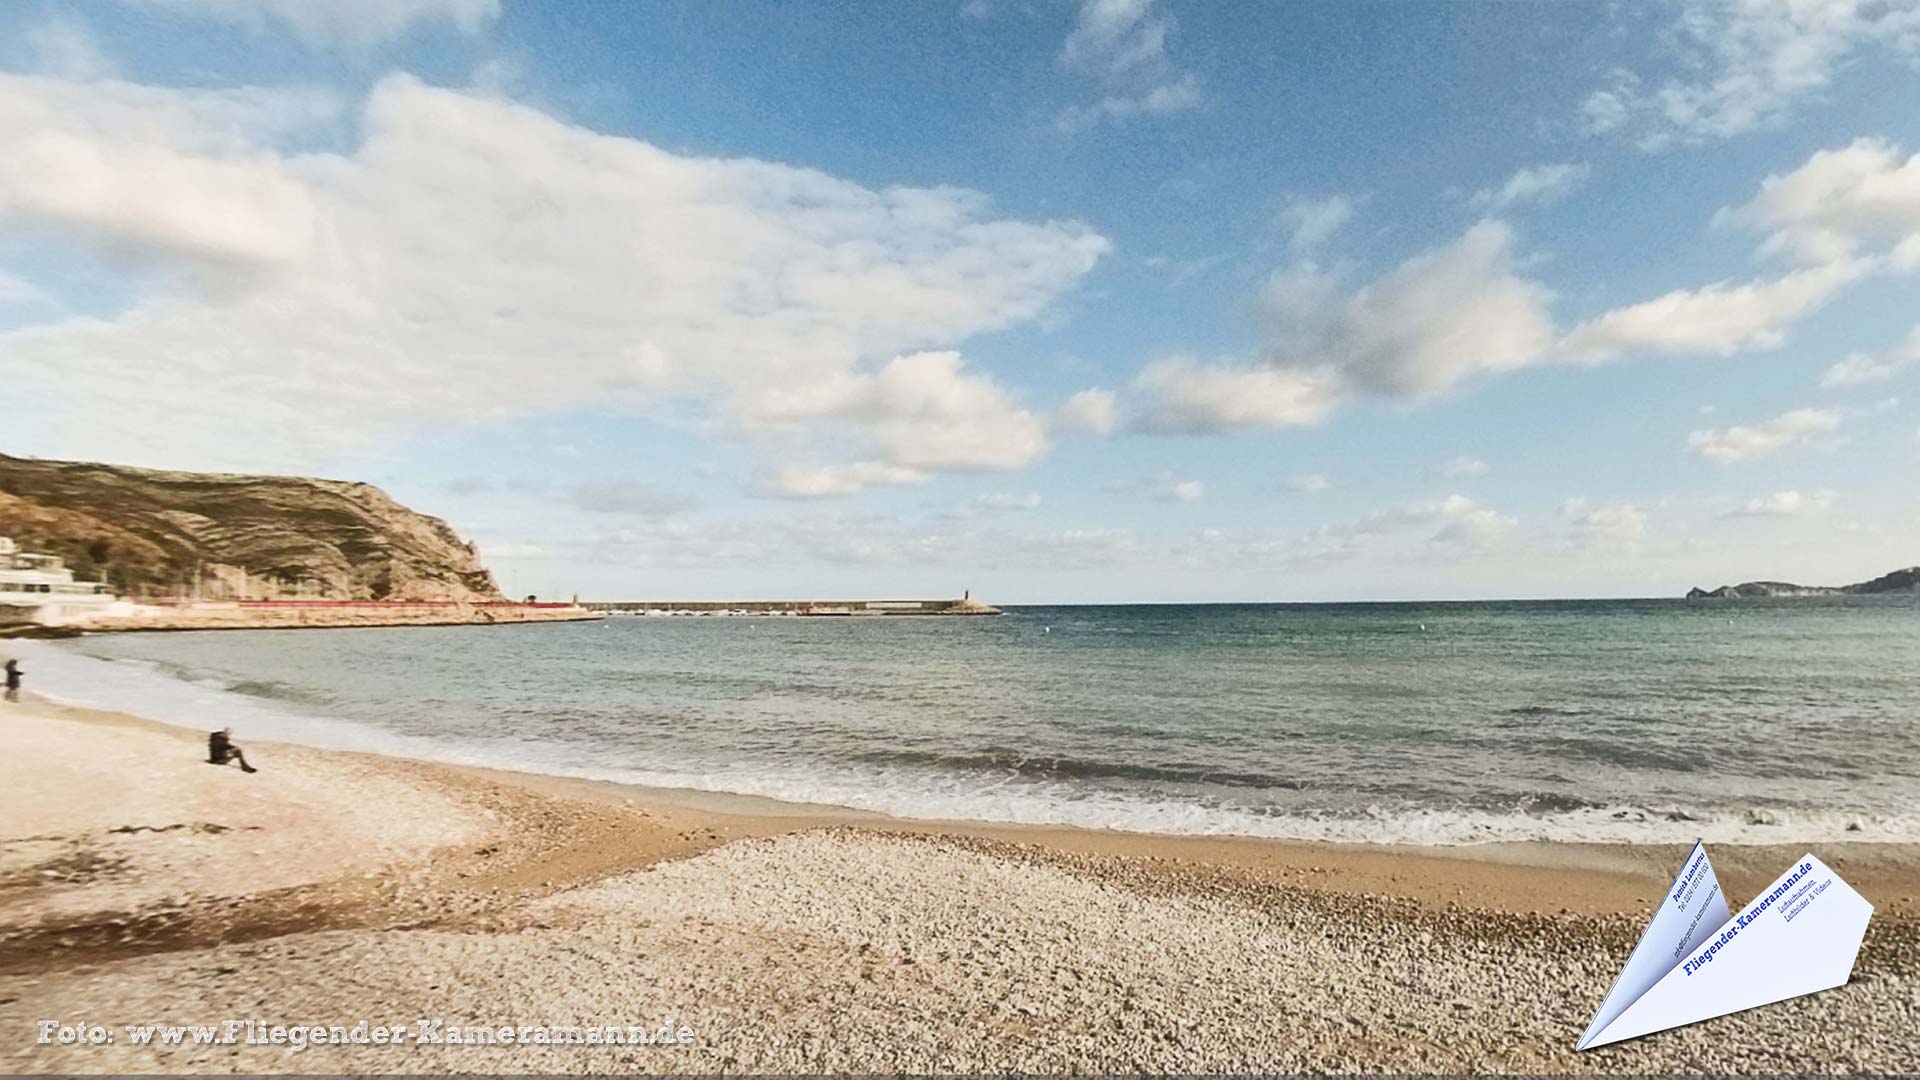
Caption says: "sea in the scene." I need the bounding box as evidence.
[13,596,1920,845]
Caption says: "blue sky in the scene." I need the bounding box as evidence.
[1,0,1916,602]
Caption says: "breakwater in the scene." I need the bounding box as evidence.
[587,597,1000,616]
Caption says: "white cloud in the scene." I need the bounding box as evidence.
[0,268,53,308]
[1132,357,1342,433]
[1061,0,1174,82]
[1427,498,1518,547]
[1557,260,1864,358]
[1337,494,1517,552]
[1131,222,1553,430]
[1055,0,1202,131]
[1141,251,1226,288]
[1717,138,1920,266]
[1017,527,1140,569]
[1580,0,1920,147]
[1055,75,1202,133]
[1285,472,1330,493]
[755,351,1052,473]
[1110,472,1203,502]
[1730,489,1835,517]
[0,73,340,274]
[1555,139,1916,364]
[1056,387,1118,435]
[1822,326,1920,387]
[0,74,1107,476]
[1580,85,1632,135]
[444,476,497,496]
[19,16,118,80]
[760,461,928,500]
[1437,455,1488,478]
[569,481,698,517]
[1261,220,1556,399]
[115,0,500,46]
[1688,407,1842,464]
[571,517,1097,579]
[1172,494,1520,575]
[1561,498,1647,549]
[1470,163,1589,210]
[1278,194,1354,253]
[1135,148,1899,435]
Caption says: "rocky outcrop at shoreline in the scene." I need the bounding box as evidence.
[0,453,504,602]
[1686,566,1920,599]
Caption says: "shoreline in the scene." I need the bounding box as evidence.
[14,669,1920,916]
[15,634,1914,851]
[3,695,1917,1073]
[441,757,1920,919]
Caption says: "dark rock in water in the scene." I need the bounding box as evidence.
[0,452,504,602]
[1684,566,1920,599]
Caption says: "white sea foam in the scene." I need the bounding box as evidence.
[9,639,1916,847]
[541,764,1917,846]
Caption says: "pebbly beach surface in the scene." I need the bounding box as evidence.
[1,696,1916,1074]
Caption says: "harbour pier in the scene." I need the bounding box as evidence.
[586,596,1000,617]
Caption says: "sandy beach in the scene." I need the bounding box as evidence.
[2,695,1916,1075]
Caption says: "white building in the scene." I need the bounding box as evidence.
[0,537,120,625]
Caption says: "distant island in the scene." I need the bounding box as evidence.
[1686,566,1920,599]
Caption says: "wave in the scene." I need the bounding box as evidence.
[525,764,1920,846]
[845,746,1309,790]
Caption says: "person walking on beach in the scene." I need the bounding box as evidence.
[3,659,20,703]
[208,727,258,773]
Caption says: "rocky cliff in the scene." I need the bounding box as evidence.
[0,454,504,602]
[1685,566,1920,599]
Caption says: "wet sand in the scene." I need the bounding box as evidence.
[2,696,1916,1074]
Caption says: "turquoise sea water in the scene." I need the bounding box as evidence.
[19,596,1920,844]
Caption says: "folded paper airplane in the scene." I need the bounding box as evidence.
[1577,842,1873,1050]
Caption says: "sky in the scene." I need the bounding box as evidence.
[0,0,1916,603]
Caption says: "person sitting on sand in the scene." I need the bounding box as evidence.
[207,727,258,773]
[3,659,19,703]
